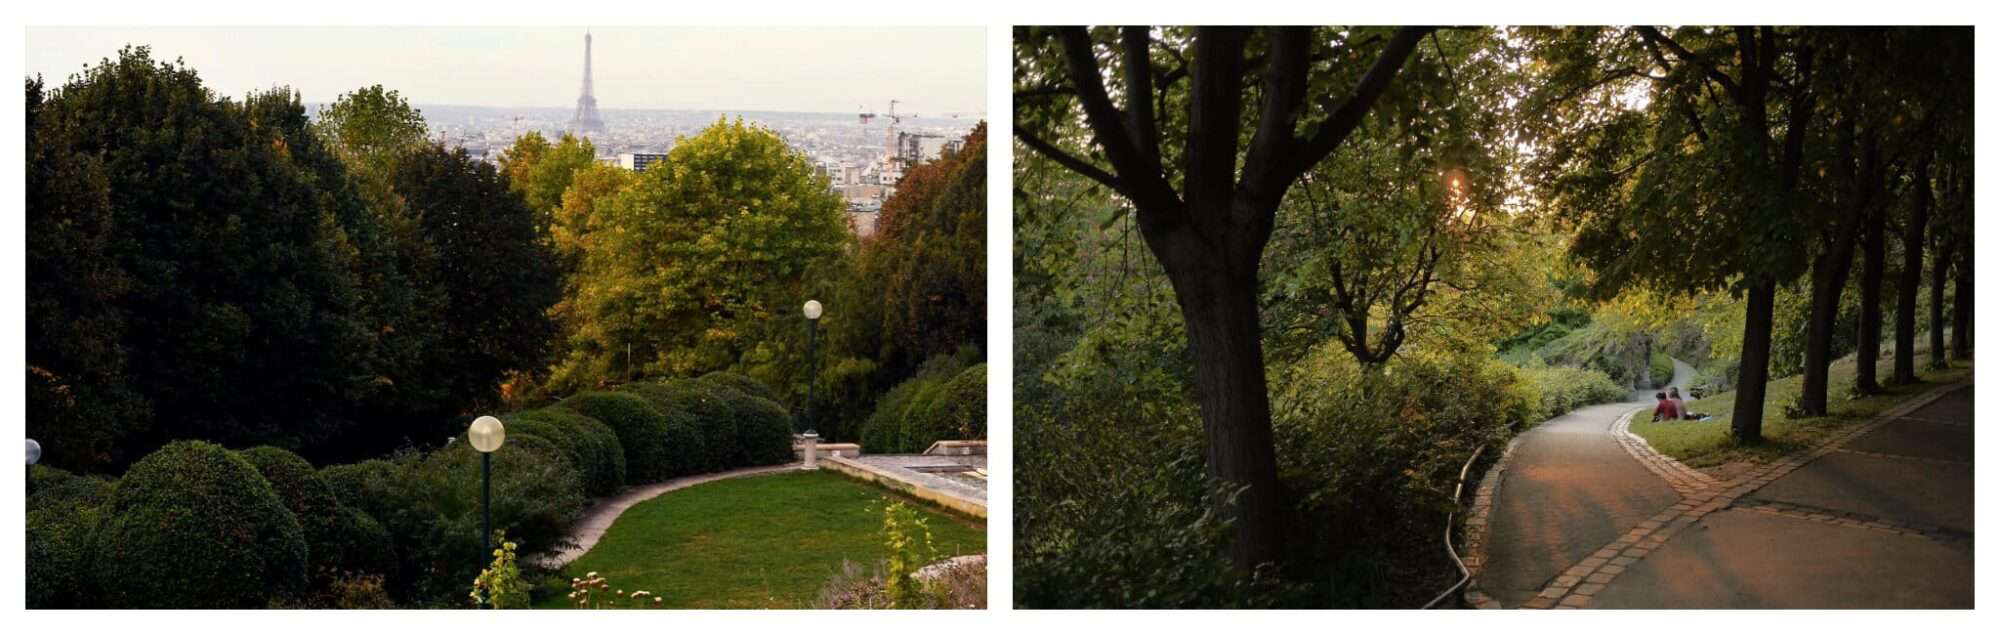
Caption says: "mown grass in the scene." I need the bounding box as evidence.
[532,470,984,608]
[1630,337,1971,468]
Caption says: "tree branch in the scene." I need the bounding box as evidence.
[1014,126,1121,192]
[1635,26,1740,98]
[1291,27,1434,183]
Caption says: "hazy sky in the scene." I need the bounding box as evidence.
[27,26,986,114]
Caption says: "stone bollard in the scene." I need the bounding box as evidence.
[800,432,820,470]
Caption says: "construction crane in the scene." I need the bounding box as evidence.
[857,100,904,126]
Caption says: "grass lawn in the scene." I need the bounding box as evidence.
[532,470,984,609]
[1630,339,1971,468]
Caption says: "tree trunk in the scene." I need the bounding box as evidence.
[1732,277,1777,444]
[1929,236,1952,369]
[1165,257,1285,570]
[1951,238,1971,358]
[1855,194,1886,395]
[1894,158,1930,384]
[1800,241,1855,416]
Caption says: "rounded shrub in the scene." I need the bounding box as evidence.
[323,505,398,581]
[558,391,675,483]
[699,370,782,404]
[319,458,403,517]
[905,364,986,449]
[88,440,308,608]
[28,464,79,498]
[653,379,739,472]
[495,412,590,490]
[28,473,115,608]
[719,387,796,466]
[513,408,626,496]
[616,383,710,478]
[237,446,359,582]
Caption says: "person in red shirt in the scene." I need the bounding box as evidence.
[1651,391,1682,422]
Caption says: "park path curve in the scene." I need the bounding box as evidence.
[539,463,799,568]
[1473,359,1692,607]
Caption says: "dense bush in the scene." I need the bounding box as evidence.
[27,468,116,608]
[1649,348,1676,389]
[236,446,356,582]
[717,385,797,466]
[87,440,309,608]
[701,370,781,404]
[558,391,676,482]
[1272,348,1530,606]
[1520,365,1629,420]
[613,383,710,477]
[1016,323,1294,608]
[646,379,739,473]
[514,408,626,495]
[861,354,987,454]
[313,439,585,606]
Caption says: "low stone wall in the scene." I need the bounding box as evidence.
[820,455,987,520]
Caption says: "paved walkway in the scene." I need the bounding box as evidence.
[1474,361,1974,609]
[538,464,798,568]
[1478,360,1690,607]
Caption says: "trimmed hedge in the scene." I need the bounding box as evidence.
[558,391,676,483]
[237,447,350,579]
[511,408,626,496]
[862,361,987,454]
[648,379,740,473]
[614,383,710,478]
[88,440,309,608]
[1522,365,1629,421]
[716,385,797,467]
[700,370,781,404]
[27,469,116,608]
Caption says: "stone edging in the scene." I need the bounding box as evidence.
[1459,435,1523,610]
[1610,407,1722,497]
[1734,498,1972,546]
[1516,380,1969,609]
[820,455,988,519]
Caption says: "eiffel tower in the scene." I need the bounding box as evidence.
[568,31,607,135]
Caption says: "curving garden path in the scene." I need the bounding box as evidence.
[1466,359,1974,609]
[539,463,798,568]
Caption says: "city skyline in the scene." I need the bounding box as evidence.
[26,26,986,115]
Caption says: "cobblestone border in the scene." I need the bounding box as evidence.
[1516,381,1969,609]
[1610,408,1722,497]
[1459,436,1522,609]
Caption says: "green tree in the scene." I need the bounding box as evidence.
[548,117,850,391]
[1015,25,1433,569]
[1520,26,1820,443]
[30,47,376,462]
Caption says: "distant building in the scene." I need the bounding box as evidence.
[617,152,669,172]
[568,32,608,136]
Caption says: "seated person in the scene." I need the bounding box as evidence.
[1668,387,1708,420]
[1651,391,1682,422]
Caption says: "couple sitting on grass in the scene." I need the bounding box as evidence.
[1651,387,1710,422]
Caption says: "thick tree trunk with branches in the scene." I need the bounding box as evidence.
[1014,25,1431,569]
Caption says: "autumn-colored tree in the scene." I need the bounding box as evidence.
[861,124,988,377]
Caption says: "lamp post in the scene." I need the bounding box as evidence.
[467,416,506,608]
[27,439,40,489]
[802,300,823,435]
